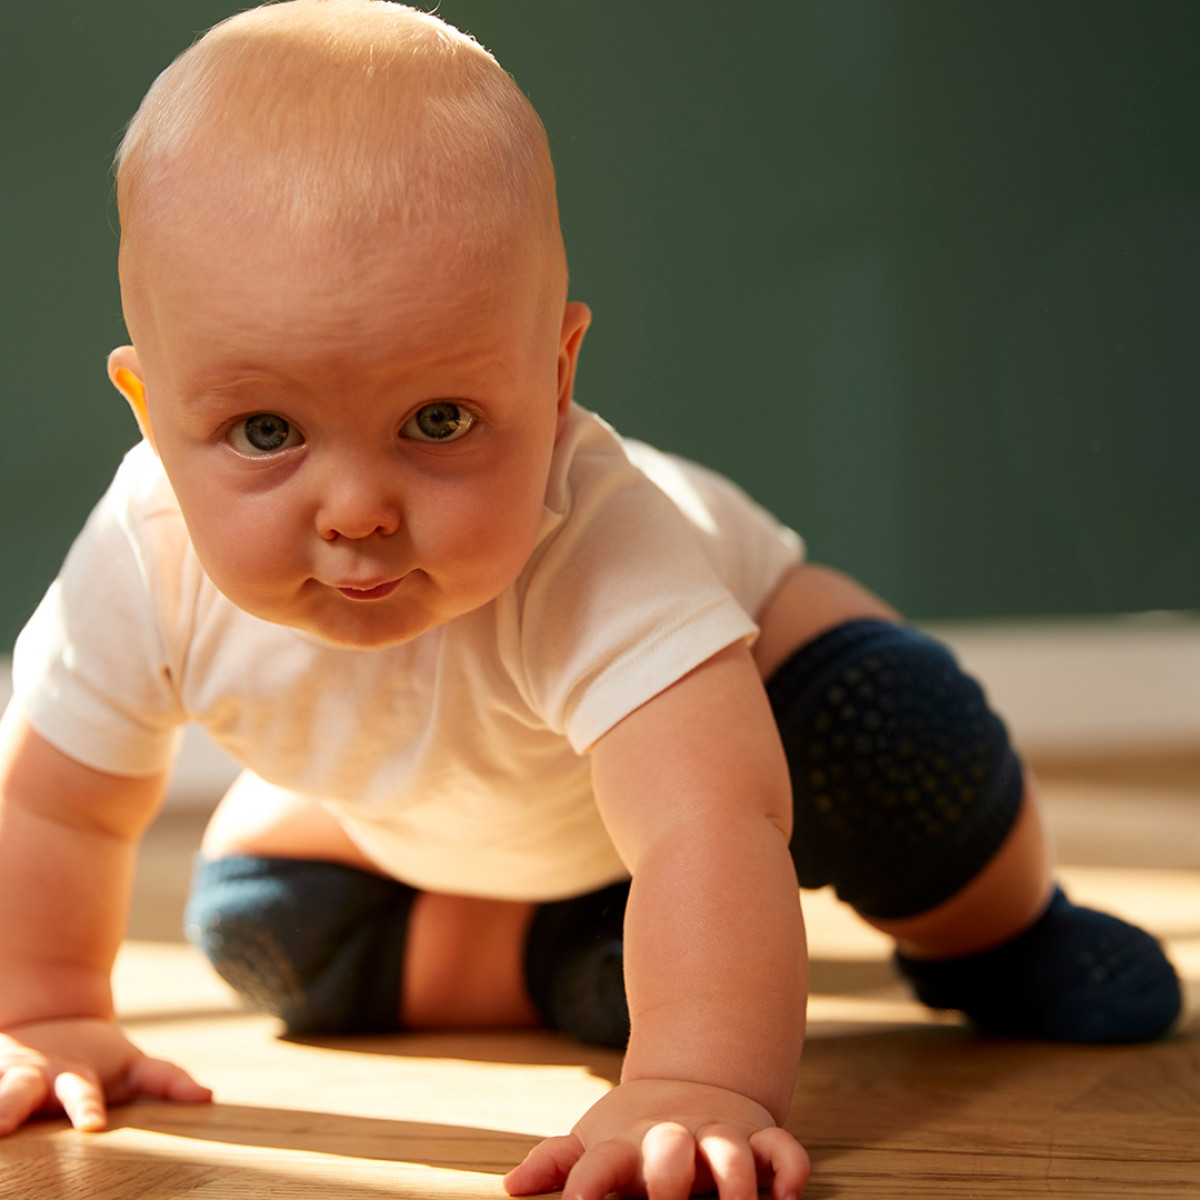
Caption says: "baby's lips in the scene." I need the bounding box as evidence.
[332,575,407,601]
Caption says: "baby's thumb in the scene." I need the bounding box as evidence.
[128,1054,214,1105]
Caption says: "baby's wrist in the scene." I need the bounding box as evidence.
[604,1076,779,1127]
[621,1032,797,1125]
[0,967,115,1032]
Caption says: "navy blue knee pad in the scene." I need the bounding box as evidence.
[766,619,1024,920]
[525,881,631,1049]
[185,855,415,1035]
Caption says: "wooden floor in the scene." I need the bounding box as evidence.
[5,753,1199,1198]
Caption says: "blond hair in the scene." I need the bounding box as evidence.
[115,0,561,251]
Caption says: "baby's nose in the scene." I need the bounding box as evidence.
[315,468,401,541]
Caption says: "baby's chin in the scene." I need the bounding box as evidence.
[217,587,444,652]
[210,567,511,650]
[286,622,424,651]
[281,607,443,651]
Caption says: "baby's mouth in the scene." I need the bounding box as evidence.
[333,576,407,601]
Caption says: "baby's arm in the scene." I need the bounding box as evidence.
[0,706,211,1134]
[506,642,810,1200]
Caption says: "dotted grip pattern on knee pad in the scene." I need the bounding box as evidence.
[766,619,1024,920]
[185,854,415,1035]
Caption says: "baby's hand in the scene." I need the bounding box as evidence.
[503,1079,810,1200]
[0,1018,212,1135]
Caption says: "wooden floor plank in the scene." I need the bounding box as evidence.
[3,766,1199,1198]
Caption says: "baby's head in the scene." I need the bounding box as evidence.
[114,0,563,270]
[108,0,590,649]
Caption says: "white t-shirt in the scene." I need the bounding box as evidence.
[13,405,803,900]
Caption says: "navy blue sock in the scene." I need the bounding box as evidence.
[895,886,1181,1042]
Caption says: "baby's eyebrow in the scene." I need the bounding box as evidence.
[186,372,295,408]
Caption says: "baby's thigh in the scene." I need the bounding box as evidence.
[403,891,541,1029]
[200,770,379,870]
[753,562,901,680]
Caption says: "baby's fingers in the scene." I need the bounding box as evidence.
[640,1122,698,1200]
[748,1126,811,1200]
[561,1135,641,1200]
[0,1064,51,1136]
[122,1054,214,1107]
[504,1134,585,1196]
[696,1124,758,1200]
[53,1069,107,1132]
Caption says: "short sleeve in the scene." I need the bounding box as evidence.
[11,446,187,776]
[510,417,761,754]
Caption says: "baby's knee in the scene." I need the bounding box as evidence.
[185,854,415,1034]
[767,618,1023,920]
[525,881,630,1049]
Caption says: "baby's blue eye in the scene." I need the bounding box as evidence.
[230,414,298,455]
[403,402,475,443]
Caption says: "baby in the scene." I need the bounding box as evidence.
[0,4,1181,1198]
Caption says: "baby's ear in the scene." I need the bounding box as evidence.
[107,345,155,449]
[555,301,591,438]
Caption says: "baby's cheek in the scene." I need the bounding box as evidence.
[424,489,539,591]
[190,505,296,600]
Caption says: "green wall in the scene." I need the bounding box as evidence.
[4,2,1198,650]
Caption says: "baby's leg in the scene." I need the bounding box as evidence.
[758,566,1052,952]
[190,776,411,1032]
[405,883,632,1042]
[403,891,541,1029]
[187,850,414,1033]
[196,775,538,1031]
[200,770,383,867]
[192,774,608,1035]
[757,564,1181,1041]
